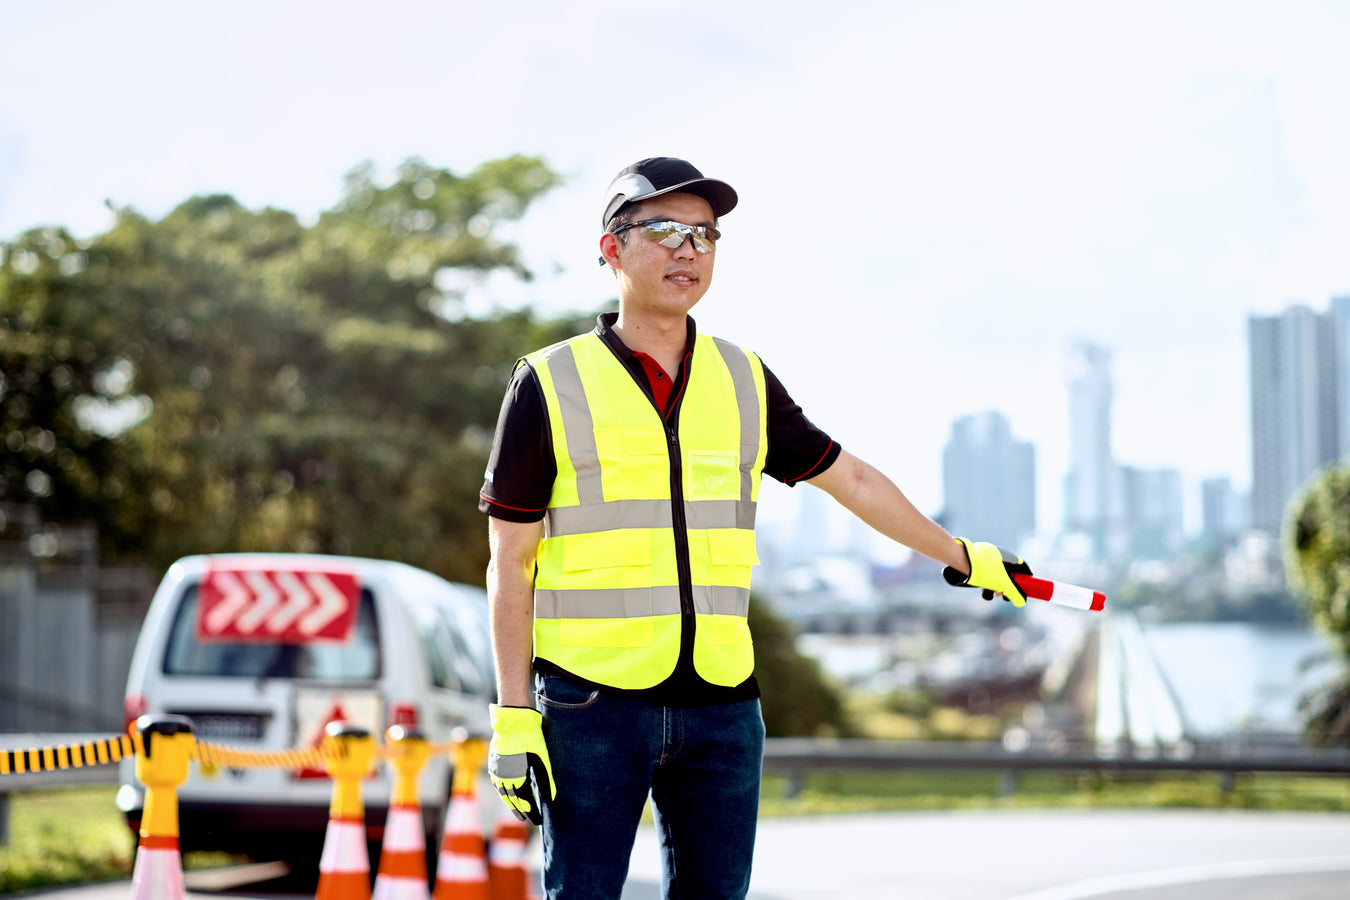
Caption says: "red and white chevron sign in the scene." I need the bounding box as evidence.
[197,566,361,643]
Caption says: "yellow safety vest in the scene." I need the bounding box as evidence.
[525,331,768,690]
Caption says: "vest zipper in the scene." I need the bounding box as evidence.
[666,420,695,623]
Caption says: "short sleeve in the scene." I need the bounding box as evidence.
[478,363,556,521]
[761,362,841,485]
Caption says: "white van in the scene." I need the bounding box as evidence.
[117,553,495,866]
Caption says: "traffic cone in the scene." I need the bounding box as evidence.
[373,726,431,900]
[487,802,535,900]
[433,738,489,900]
[317,722,377,900]
[129,715,195,900]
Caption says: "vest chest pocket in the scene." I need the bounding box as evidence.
[686,451,740,501]
[593,427,667,499]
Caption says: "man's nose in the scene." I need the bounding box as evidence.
[672,233,697,258]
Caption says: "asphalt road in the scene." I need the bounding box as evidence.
[617,808,1350,899]
[21,809,1350,900]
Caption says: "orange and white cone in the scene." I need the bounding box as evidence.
[130,835,185,900]
[316,723,376,900]
[487,803,535,900]
[318,814,372,900]
[433,782,489,900]
[373,800,429,900]
[130,715,194,900]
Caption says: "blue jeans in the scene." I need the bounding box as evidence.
[535,672,765,900]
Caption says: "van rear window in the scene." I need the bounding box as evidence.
[163,584,382,680]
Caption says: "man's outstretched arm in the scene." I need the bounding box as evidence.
[809,448,1034,603]
[808,448,969,572]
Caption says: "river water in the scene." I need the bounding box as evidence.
[1140,621,1339,738]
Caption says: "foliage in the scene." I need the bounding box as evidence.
[848,689,1005,741]
[1,156,597,583]
[1110,576,1302,624]
[1285,463,1350,746]
[749,595,854,737]
[1,156,852,739]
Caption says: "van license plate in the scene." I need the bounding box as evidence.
[179,713,266,741]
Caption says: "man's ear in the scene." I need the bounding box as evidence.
[598,232,622,269]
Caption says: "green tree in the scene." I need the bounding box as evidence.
[2,155,592,582]
[0,157,854,738]
[0,225,143,535]
[749,594,853,737]
[1286,464,1350,747]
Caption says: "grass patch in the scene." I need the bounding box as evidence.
[758,770,1350,816]
[0,787,134,894]
[0,787,244,895]
[846,691,1009,742]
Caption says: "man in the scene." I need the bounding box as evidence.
[479,157,1033,899]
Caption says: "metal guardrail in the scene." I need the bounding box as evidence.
[761,738,1350,797]
[6,732,1348,844]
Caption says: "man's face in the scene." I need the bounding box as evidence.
[602,192,718,318]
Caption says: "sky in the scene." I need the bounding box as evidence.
[3,0,1349,551]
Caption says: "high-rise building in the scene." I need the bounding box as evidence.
[941,411,1036,550]
[1064,341,1115,555]
[1248,305,1339,535]
[1201,476,1247,551]
[1332,295,1350,454]
[1118,465,1184,559]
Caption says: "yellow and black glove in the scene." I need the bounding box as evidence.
[487,705,555,825]
[942,538,1032,607]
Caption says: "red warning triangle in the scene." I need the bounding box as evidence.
[295,702,348,779]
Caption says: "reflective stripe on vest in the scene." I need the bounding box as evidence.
[526,331,768,689]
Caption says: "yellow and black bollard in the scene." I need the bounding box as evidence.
[317,722,377,900]
[130,715,195,900]
[373,726,432,900]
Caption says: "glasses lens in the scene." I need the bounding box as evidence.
[643,221,717,253]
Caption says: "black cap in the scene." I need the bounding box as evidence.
[601,157,738,229]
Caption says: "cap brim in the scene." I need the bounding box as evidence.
[603,176,738,227]
[645,177,738,220]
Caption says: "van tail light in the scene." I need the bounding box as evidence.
[123,694,147,735]
[390,703,418,727]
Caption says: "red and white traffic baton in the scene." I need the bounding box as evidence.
[1012,574,1106,611]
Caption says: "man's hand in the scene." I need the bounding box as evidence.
[942,538,1032,607]
[488,705,554,825]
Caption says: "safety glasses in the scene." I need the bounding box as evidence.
[611,219,721,253]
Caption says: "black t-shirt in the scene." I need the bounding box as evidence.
[479,313,841,705]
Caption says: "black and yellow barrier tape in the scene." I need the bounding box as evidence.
[0,730,468,777]
[192,739,326,771]
[0,732,143,775]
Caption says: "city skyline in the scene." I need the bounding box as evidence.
[769,289,1350,566]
